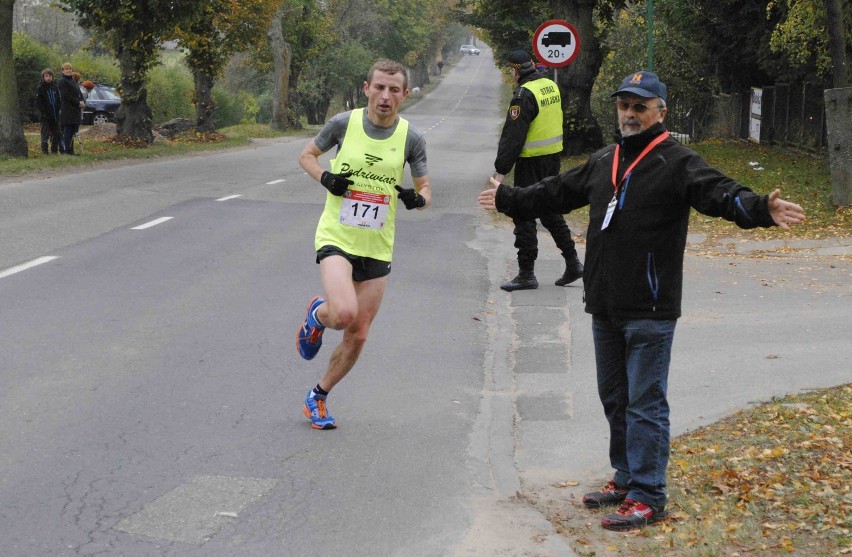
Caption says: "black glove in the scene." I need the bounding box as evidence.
[394,185,426,210]
[320,171,354,196]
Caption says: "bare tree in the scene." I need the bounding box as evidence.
[13,0,87,52]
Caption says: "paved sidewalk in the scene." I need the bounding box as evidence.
[469,218,851,555]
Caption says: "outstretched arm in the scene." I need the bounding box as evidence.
[767,189,806,230]
[477,176,500,210]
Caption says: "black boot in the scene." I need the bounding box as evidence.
[555,255,584,286]
[501,270,538,292]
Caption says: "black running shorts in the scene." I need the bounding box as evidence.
[316,245,392,282]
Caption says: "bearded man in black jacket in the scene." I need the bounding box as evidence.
[478,71,806,532]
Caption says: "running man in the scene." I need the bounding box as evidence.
[296,59,432,429]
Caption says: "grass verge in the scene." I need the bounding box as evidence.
[0,123,299,179]
[548,384,851,556]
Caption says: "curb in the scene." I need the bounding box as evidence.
[686,234,852,256]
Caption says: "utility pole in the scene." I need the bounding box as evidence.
[648,0,654,71]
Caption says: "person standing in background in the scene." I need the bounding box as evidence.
[56,62,84,155]
[493,50,583,292]
[35,68,61,155]
[478,70,806,532]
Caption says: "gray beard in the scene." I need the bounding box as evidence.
[620,128,639,138]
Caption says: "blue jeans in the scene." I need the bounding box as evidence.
[592,314,676,509]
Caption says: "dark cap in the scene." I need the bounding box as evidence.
[507,50,536,78]
[507,50,532,65]
[611,71,667,101]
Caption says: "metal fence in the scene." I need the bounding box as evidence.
[593,94,714,147]
[593,82,829,153]
[687,83,828,152]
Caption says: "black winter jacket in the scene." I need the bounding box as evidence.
[57,74,83,126]
[495,123,777,319]
[36,79,61,125]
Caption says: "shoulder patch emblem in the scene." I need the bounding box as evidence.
[509,105,521,120]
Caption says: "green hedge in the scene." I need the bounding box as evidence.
[12,32,62,118]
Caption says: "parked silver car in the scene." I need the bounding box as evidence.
[459,45,481,55]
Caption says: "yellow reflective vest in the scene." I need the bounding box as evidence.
[520,78,563,158]
[314,109,408,262]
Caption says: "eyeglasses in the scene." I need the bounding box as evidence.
[615,100,664,113]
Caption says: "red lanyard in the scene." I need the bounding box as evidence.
[611,131,670,195]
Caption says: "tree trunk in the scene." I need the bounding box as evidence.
[411,59,429,89]
[302,99,319,125]
[192,67,216,134]
[114,42,154,144]
[317,95,330,124]
[551,0,605,154]
[0,0,28,158]
[824,0,848,88]
[286,70,302,130]
[301,94,331,126]
[268,7,292,131]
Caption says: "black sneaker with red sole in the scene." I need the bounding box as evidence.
[582,480,628,509]
[601,498,668,531]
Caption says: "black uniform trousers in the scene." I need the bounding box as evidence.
[511,153,576,269]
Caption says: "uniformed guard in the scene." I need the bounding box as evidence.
[492,50,583,291]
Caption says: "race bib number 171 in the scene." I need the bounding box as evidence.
[339,190,391,229]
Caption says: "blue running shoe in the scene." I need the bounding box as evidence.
[303,391,336,429]
[297,296,325,360]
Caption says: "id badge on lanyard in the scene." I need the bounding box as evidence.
[601,195,618,230]
[603,132,669,230]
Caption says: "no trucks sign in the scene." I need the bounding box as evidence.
[533,19,581,68]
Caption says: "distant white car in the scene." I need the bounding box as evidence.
[460,45,481,55]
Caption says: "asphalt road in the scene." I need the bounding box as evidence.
[2,46,850,557]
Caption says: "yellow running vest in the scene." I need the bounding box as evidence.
[314,109,408,262]
[520,78,563,157]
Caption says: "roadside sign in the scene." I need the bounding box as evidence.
[749,87,762,143]
[533,20,581,68]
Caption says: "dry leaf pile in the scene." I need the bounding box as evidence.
[667,384,851,555]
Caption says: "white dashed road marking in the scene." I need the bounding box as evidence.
[131,217,174,230]
[0,256,59,280]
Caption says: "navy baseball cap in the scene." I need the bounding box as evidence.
[611,71,667,101]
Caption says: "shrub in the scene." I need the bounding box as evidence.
[12,32,62,117]
[211,88,241,128]
[68,50,119,86]
[147,64,194,124]
[211,89,262,128]
[255,92,272,124]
